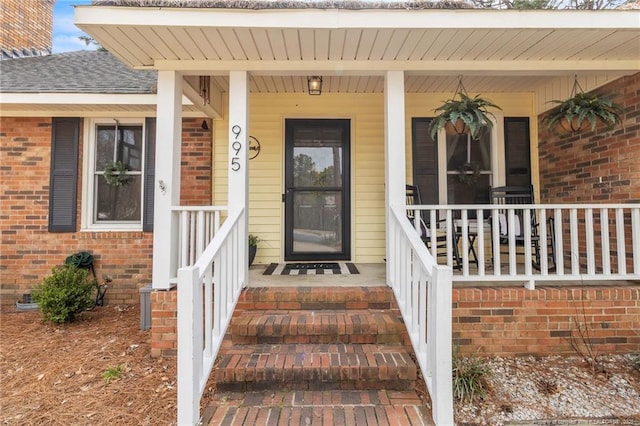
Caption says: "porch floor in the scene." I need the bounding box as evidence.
[247,262,637,288]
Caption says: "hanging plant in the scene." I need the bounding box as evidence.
[544,76,623,134]
[457,162,481,185]
[430,76,501,140]
[103,160,129,187]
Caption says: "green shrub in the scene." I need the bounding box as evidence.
[32,264,95,323]
[452,351,489,403]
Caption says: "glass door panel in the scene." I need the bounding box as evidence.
[285,119,350,261]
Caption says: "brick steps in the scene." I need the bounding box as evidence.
[235,287,397,311]
[210,286,432,422]
[204,390,434,426]
[214,343,417,391]
[231,310,407,345]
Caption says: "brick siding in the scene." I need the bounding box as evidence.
[538,72,640,272]
[0,0,54,53]
[0,117,212,306]
[453,285,640,356]
[538,72,640,204]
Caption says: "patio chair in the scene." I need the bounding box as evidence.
[406,185,462,270]
[489,185,555,270]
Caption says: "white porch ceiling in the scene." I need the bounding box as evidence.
[73,6,639,112]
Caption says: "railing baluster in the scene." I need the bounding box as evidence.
[586,208,595,275]
[523,208,532,277]
[632,208,640,274]
[461,210,469,276]
[539,208,548,275]
[507,210,517,275]
[554,208,564,275]
[476,209,485,276]
[601,208,611,275]
[570,208,579,275]
[616,208,626,275]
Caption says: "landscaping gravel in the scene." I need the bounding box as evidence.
[455,354,640,426]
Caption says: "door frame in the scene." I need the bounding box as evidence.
[283,118,351,261]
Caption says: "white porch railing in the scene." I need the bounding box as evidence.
[407,203,640,289]
[389,205,454,425]
[172,206,228,271]
[176,206,246,425]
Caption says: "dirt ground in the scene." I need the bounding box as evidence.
[1,305,180,426]
[1,304,639,426]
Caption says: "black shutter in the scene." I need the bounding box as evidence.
[143,117,156,232]
[48,118,80,232]
[504,118,532,187]
[411,118,439,204]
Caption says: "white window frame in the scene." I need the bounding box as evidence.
[81,118,146,231]
[437,114,503,204]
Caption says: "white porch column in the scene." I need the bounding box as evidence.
[152,70,182,290]
[384,71,407,281]
[228,71,249,273]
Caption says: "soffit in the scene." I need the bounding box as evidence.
[75,7,640,82]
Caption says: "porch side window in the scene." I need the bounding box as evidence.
[84,119,145,230]
[446,127,492,205]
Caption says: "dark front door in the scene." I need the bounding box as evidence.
[284,119,351,261]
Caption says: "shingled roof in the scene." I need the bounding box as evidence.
[0,50,157,94]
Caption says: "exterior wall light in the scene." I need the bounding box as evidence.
[307,76,323,95]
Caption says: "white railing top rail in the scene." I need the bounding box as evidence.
[189,207,242,280]
[177,206,245,425]
[392,204,438,270]
[390,204,454,425]
[406,203,640,210]
[171,205,229,212]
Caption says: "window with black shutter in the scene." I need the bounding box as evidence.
[49,118,80,232]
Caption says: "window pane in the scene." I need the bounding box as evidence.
[95,176,141,222]
[96,126,116,170]
[446,127,491,171]
[447,175,491,205]
[120,127,143,171]
[95,125,143,171]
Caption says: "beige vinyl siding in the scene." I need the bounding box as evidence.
[213,91,537,265]
[214,92,386,264]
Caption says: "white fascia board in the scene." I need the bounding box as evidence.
[0,93,194,106]
[153,59,640,74]
[75,6,640,31]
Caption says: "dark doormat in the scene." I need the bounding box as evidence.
[263,262,359,275]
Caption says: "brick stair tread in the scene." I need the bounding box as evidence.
[230,310,406,340]
[215,343,417,390]
[235,287,397,311]
[204,390,434,425]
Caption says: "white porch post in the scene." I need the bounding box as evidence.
[228,71,249,278]
[384,71,407,282]
[152,70,182,290]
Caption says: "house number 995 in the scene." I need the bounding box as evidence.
[231,125,242,172]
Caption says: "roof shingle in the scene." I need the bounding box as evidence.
[0,50,157,94]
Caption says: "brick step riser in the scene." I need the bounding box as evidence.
[215,346,417,393]
[216,379,415,392]
[233,334,405,345]
[234,287,399,314]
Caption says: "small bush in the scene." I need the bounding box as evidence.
[452,352,489,403]
[32,264,95,323]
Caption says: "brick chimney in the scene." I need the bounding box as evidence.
[0,0,55,58]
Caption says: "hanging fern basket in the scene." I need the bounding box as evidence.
[444,119,470,136]
[544,75,623,135]
[103,160,129,187]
